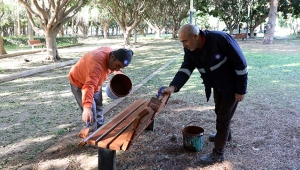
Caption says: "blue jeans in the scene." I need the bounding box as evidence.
[70,83,105,129]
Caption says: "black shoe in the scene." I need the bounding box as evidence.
[208,132,232,142]
[199,152,225,165]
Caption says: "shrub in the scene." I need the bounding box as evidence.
[3,36,78,46]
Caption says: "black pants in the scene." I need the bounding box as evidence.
[213,88,238,155]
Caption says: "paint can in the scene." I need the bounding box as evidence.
[105,74,132,99]
[182,121,204,152]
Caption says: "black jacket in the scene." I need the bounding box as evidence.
[170,30,248,101]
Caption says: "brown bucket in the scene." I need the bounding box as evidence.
[182,121,204,152]
[105,74,132,99]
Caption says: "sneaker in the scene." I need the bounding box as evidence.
[199,152,225,164]
[208,132,232,142]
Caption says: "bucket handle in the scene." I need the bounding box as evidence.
[184,121,200,128]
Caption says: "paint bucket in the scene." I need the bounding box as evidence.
[105,74,132,100]
[182,121,204,152]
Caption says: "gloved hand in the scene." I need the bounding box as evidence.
[157,86,165,98]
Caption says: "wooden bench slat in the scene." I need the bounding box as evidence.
[109,125,134,150]
[85,95,171,170]
[84,94,171,151]
[132,107,152,129]
[86,99,147,146]
[28,39,45,49]
[119,107,153,151]
[96,103,149,149]
[232,34,247,41]
[122,109,155,151]
[121,129,135,151]
[100,119,134,150]
[131,109,155,142]
[154,94,170,118]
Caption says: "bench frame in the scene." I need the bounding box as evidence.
[28,39,45,49]
[98,120,156,170]
[79,95,170,170]
[232,33,247,41]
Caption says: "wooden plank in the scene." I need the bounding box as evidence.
[120,96,170,150]
[131,109,155,141]
[121,129,135,151]
[96,119,133,149]
[96,102,148,149]
[132,107,151,129]
[147,97,161,112]
[154,94,170,118]
[86,95,170,150]
[109,125,134,151]
[85,99,146,145]
[106,106,152,150]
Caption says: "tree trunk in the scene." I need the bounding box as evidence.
[103,23,110,39]
[0,33,7,55]
[95,26,99,36]
[59,26,65,36]
[155,28,162,38]
[81,25,88,39]
[134,29,137,43]
[14,20,18,37]
[250,28,255,38]
[72,18,75,36]
[123,30,131,45]
[172,28,176,39]
[172,23,180,39]
[45,30,60,61]
[263,0,278,44]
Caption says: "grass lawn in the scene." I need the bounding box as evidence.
[0,37,299,170]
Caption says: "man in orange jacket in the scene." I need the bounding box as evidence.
[68,47,133,130]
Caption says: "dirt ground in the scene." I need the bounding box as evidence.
[1,37,299,170]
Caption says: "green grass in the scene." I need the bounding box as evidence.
[4,42,79,51]
[0,38,300,169]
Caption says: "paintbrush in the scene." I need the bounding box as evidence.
[78,121,91,139]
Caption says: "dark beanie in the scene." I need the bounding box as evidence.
[112,48,133,67]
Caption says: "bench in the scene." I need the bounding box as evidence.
[78,94,170,170]
[232,33,247,41]
[28,39,45,49]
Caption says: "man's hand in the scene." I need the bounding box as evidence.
[235,93,245,102]
[161,86,176,95]
[82,107,93,124]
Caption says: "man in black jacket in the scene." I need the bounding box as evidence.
[161,24,248,164]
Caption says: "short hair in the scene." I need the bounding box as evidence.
[188,24,200,37]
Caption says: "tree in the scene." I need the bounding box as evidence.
[93,6,112,39]
[73,6,90,38]
[97,0,149,45]
[144,0,169,38]
[207,0,248,35]
[0,0,10,55]
[167,0,190,38]
[18,0,89,61]
[263,0,279,44]
[245,0,269,38]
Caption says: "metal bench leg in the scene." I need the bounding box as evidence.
[98,148,116,170]
[146,119,155,131]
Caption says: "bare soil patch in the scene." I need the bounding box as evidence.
[1,37,299,170]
